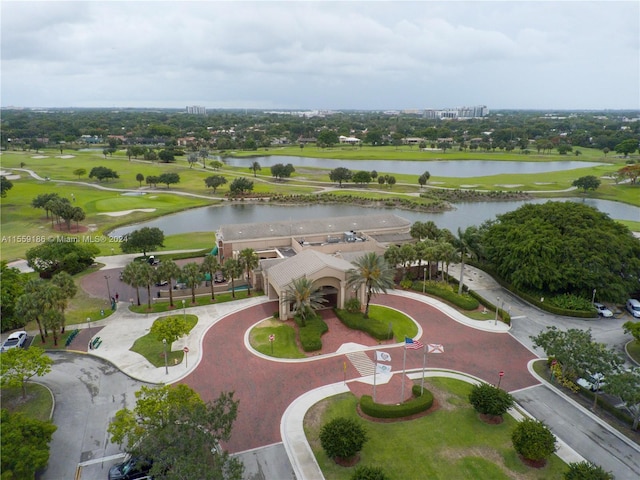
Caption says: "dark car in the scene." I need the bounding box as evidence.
[108,456,153,480]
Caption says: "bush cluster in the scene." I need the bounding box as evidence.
[334,309,392,341]
[416,280,479,310]
[296,315,328,352]
[468,383,514,417]
[319,417,368,460]
[421,189,532,203]
[360,385,434,419]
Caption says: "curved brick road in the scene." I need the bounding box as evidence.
[179,295,539,453]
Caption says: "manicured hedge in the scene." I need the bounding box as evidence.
[360,384,434,419]
[298,315,329,352]
[334,309,391,341]
[413,281,479,311]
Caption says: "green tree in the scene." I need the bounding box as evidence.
[0,346,53,399]
[386,175,396,188]
[250,161,261,177]
[146,175,159,188]
[136,173,145,186]
[564,461,614,480]
[228,177,254,196]
[205,175,227,193]
[200,254,221,301]
[352,170,372,185]
[222,259,243,299]
[158,149,176,163]
[329,167,352,186]
[188,152,199,168]
[26,240,99,276]
[51,271,77,333]
[209,160,224,170]
[107,385,243,480]
[2,176,15,198]
[468,382,514,420]
[418,171,431,188]
[182,262,203,304]
[121,227,165,256]
[624,320,640,342]
[603,367,640,429]
[198,148,209,168]
[511,419,557,464]
[158,172,180,189]
[238,248,258,296]
[481,202,640,301]
[531,327,596,378]
[150,315,189,347]
[319,417,368,461]
[317,129,339,147]
[572,175,601,192]
[410,221,440,241]
[121,260,147,306]
[282,276,327,326]
[454,225,481,295]
[0,409,57,479]
[73,167,87,179]
[614,138,638,157]
[0,261,27,331]
[346,252,395,318]
[136,261,157,310]
[270,163,295,180]
[156,259,181,307]
[31,193,60,218]
[88,166,119,182]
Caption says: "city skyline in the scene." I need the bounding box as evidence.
[1,1,639,110]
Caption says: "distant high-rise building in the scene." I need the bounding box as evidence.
[424,105,488,119]
[186,105,207,115]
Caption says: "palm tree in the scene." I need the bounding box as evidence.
[43,310,65,346]
[121,261,146,306]
[138,262,156,310]
[51,271,77,333]
[455,226,481,294]
[346,252,395,318]
[156,259,181,307]
[282,276,327,326]
[15,280,46,342]
[200,255,221,301]
[181,262,203,304]
[238,248,258,296]
[250,161,261,177]
[222,258,243,299]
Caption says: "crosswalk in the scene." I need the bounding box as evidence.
[345,351,375,376]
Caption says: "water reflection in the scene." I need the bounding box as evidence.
[222,155,604,178]
[109,198,638,238]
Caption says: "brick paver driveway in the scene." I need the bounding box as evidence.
[180,294,539,453]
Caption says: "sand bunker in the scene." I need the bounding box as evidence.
[98,208,156,217]
[31,155,48,159]
[495,184,524,188]
[57,155,75,159]
[459,184,480,188]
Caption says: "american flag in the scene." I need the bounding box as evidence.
[405,337,424,350]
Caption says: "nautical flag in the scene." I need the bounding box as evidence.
[376,363,392,375]
[405,337,424,350]
[376,351,392,362]
[428,344,444,353]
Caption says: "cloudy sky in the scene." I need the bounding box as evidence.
[1,1,638,110]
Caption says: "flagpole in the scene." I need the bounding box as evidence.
[401,344,407,402]
[421,343,427,394]
[373,361,378,402]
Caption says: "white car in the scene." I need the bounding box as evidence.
[1,331,27,352]
[593,302,613,318]
[577,373,605,391]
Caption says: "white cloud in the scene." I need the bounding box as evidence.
[1,0,638,109]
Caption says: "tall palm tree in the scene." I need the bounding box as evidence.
[121,261,146,306]
[15,280,46,342]
[200,255,220,301]
[250,161,261,177]
[238,248,258,296]
[43,310,65,346]
[181,262,203,304]
[282,276,327,326]
[156,259,181,307]
[222,258,243,299]
[346,252,395,318]
[455,226,481,294]
[138,262,156,310]
[51,271,77,333]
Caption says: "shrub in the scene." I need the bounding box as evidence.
[564,461,614,480]
[468,383,514,417]
[417,280,479,310]
[334,309,391,341]
[297,315,328,352]
[360,385,433,419]
[351,465,390,480]
[345,297,361,314]
[512,418,557,462]
[319,417,368,461]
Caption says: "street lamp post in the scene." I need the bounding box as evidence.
[163,339,168,375]
[423,267,427,293]
[592,289,596,304]
[104,275,112,302]
[182,299,186,321]
[494,296,500,326]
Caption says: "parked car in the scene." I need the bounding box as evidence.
[626,298,640,318]
[593,302,613,318]
[577,373,606,391]
[155,280,168,287]
[108,456,153,480]
[1,331,27,352]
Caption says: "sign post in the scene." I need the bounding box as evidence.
[498,370,504,389]
[183,346,189,369]
[269,334,275,355]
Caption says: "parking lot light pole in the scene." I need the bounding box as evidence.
[182,299,186,321]
[494,296,500,326]
[423,267,427,293]
[104,275,112,302]
[163,339,168,375]
[592,289,596,304]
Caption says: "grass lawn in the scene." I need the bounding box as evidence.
[249,318,306,359]
[304,377,567,480]
[130,314,198,367]
[0,384,54,422]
